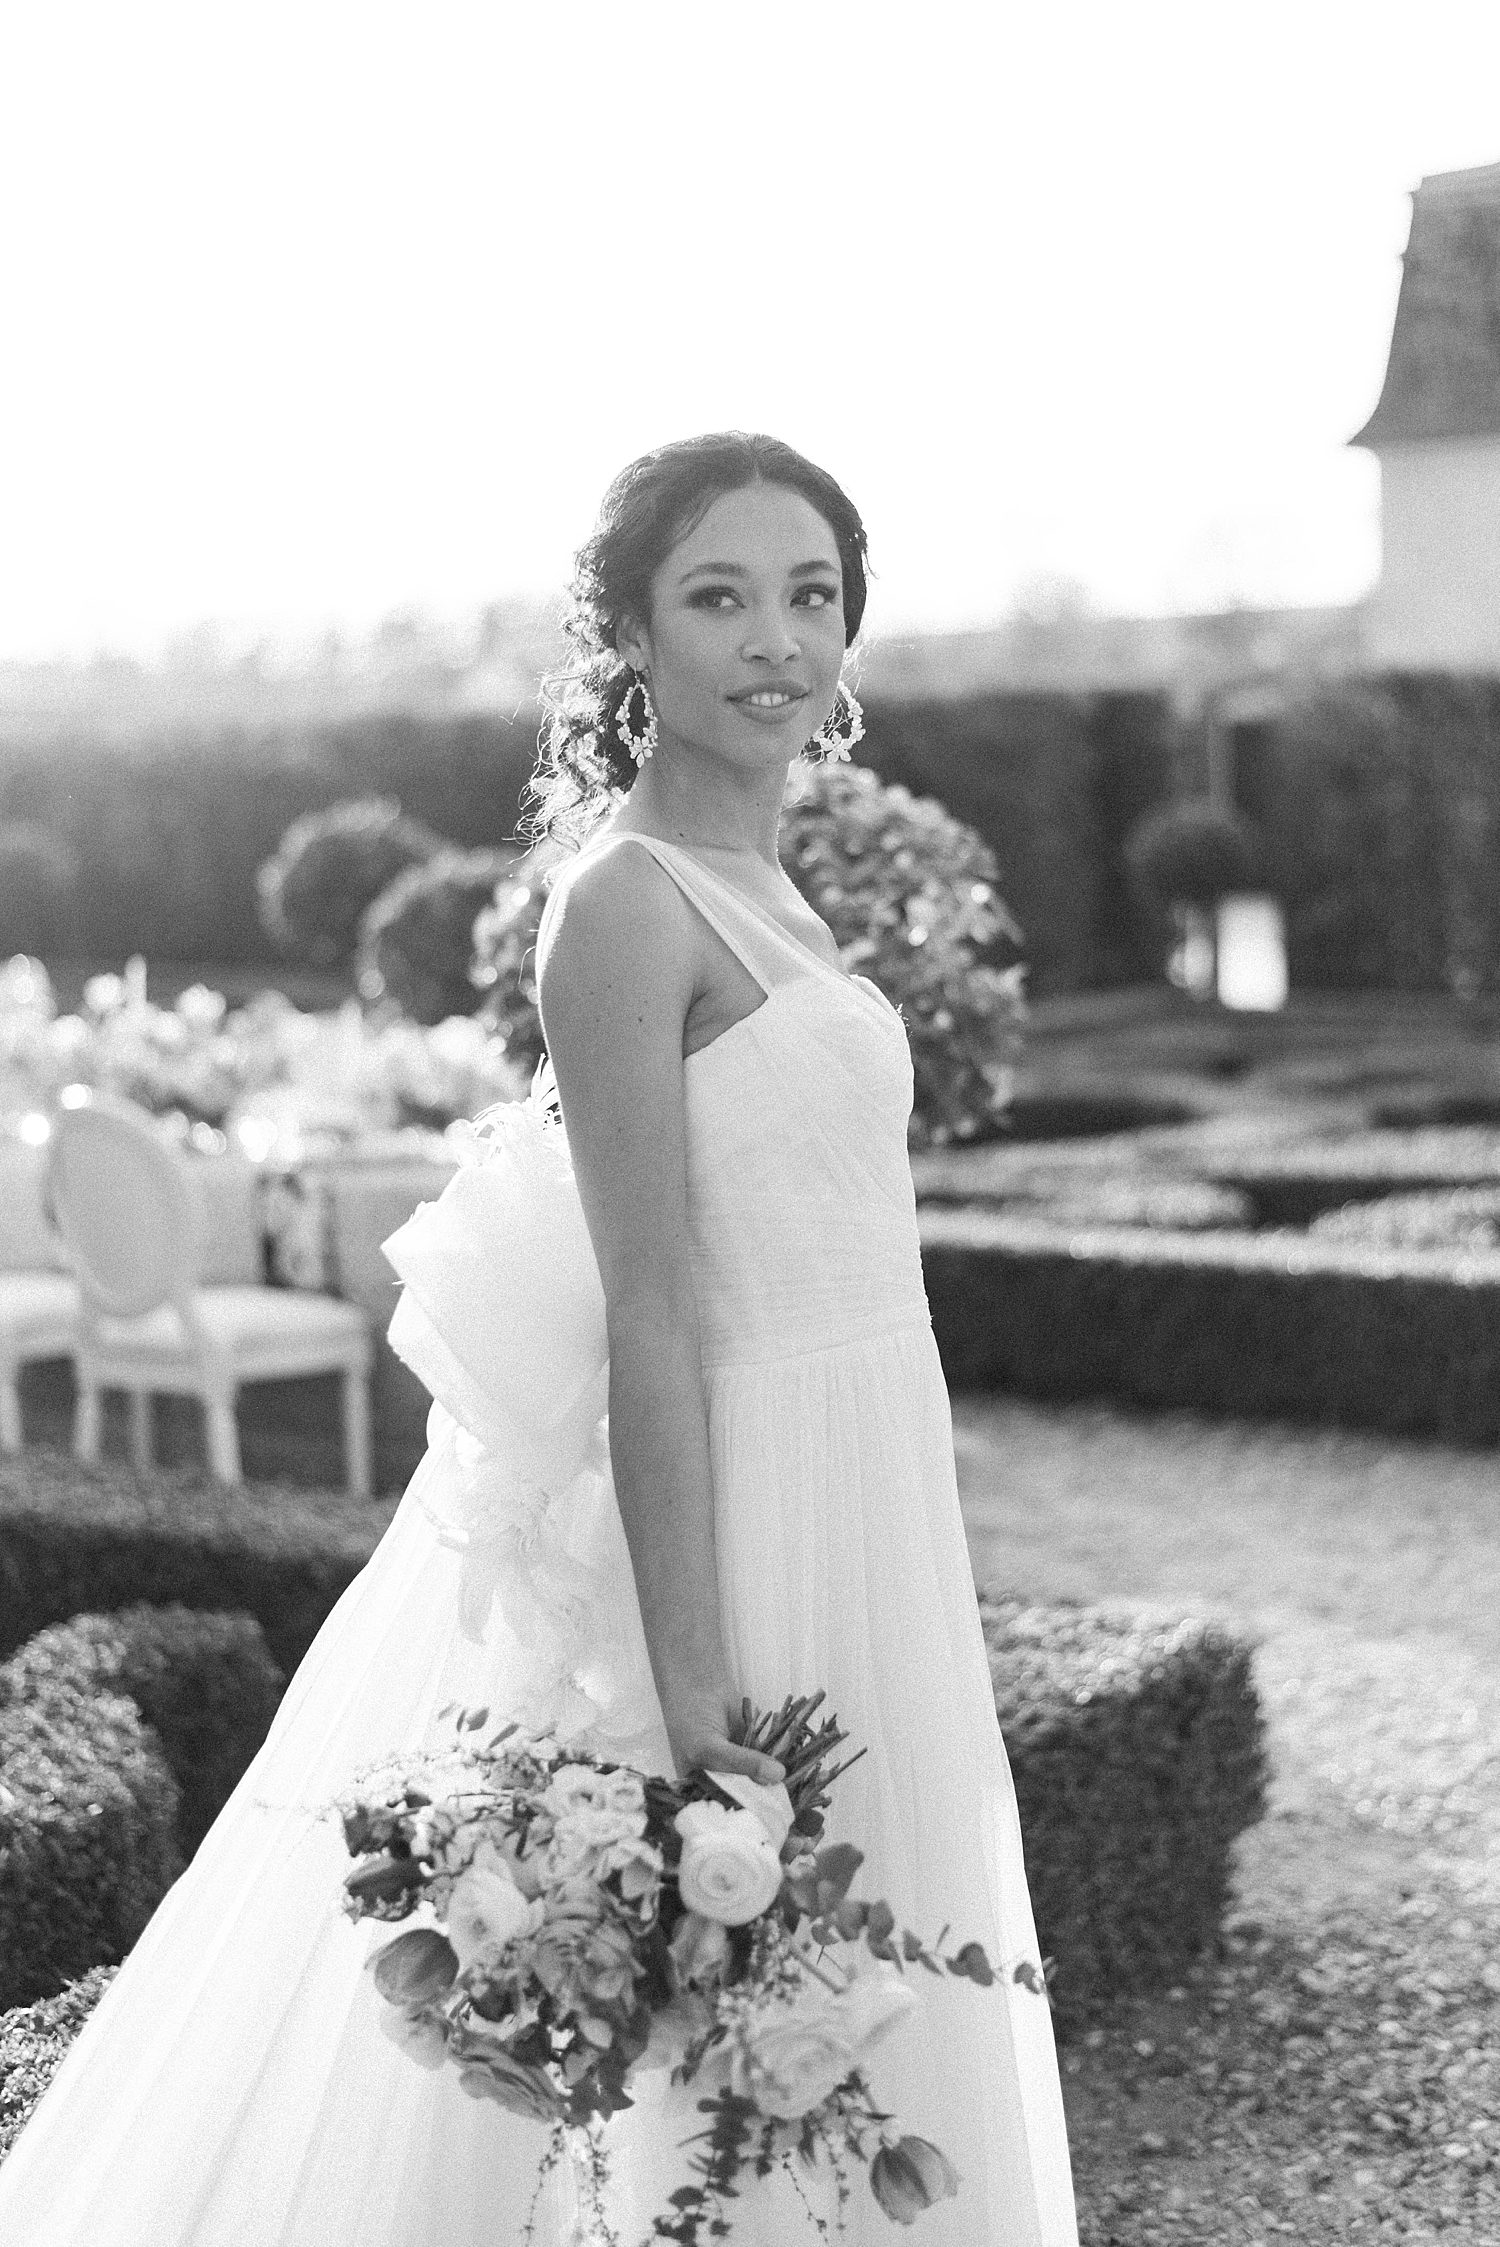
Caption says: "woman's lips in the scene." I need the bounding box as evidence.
[728,687,810,724]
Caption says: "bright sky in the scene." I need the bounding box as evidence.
[3,1,1499,660]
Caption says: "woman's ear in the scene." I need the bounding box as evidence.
[616,612,651,676]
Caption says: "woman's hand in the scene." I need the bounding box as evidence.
[660,1679,786,1788]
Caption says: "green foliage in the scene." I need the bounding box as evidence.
[916,1163,1250,1231]
[356,845,521,1024]
[999,1086,1203,1141]
[256,796,444,971]
[857,691,1176,993]
[0,714,538,968]
[0,1451,385,1677]
[1309,1186,1500,1253]
[0,694,1173,991]
[0,1965,115,2159]
[1124,799,1262,911]
[982,1597,1267,2026]
[0,1676,181,2010]
[1261,675,1500,994]
[471,866,550,1075]
[1189,1124,1500,1226]
[0,1607,284,1854]
[921,1209,1500,1442]
[779,761,1026,1146]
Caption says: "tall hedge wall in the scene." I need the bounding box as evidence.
[0,713,537,969]
[1249,673,1500,994]
[856,690,1173,993]
[0,692,1176,993]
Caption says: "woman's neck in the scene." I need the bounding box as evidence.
[612,755,789,867]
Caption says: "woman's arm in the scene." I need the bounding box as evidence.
[537,846,784,1788]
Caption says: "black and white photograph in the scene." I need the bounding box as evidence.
[2,5,1499,2241]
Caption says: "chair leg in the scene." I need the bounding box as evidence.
[0,1372,21,1456]
[74,1377,103,1464]
[128,1390,154,1477]
[205,1389,243,1486]
[343,1365,372,1499]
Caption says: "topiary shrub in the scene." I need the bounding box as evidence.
[1124,799,1263,913]
[0,1964,115,2160]
[0,1608,285,1855]
[982,1596,1267,2027]
[921,1206,1500,1442]
[256,797,445,972]
[0,1451,387,1678]
[778,760,1027,1145]
[0,1682,181,2009]
[356,845,520,1024]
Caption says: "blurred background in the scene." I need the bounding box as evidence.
[5,6,1500,2240]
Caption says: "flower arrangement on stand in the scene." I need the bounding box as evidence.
[338,1693,1048,2243]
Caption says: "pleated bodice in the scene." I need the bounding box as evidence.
[540,833,932,1366]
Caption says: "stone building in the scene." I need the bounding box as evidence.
[1352,159,1500,668]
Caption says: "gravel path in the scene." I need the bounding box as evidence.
[956,1397,1500,2243]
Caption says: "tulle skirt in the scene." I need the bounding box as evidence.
[0,1319,1075,2246]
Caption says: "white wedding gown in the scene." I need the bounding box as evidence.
[0,834,1077,2246]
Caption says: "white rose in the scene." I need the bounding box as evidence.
[446,1845,545,1970]
[702,1770,795,1852]
[674,1802,784,1926]
[730,1993,858,2119]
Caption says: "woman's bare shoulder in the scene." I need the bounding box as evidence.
[537,836,698,1019]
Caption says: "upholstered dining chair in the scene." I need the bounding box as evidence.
[0,1135,81,1454]
[46,1097,374,1495]
[0,1271,80,1453]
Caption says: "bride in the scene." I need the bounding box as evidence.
[0,432,1078,2244]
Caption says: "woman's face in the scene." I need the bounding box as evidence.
[620,482,847,773]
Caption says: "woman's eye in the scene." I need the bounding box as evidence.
[795,584,840,610]
[688,586,739,611]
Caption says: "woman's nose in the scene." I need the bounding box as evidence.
[741,603,800,663]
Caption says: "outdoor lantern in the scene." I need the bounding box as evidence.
[1216,895,1288,1011]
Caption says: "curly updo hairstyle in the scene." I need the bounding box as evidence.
[523,432,870,848]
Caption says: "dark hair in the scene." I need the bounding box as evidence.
[522,432,870,847]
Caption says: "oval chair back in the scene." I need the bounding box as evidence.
[46,1099,203,1319]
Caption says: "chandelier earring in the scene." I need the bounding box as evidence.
[808,683,865,764]
[615,669,658,765]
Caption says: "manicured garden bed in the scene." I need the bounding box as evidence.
[921,1206,1500,1444]
[0,1450,392,1676]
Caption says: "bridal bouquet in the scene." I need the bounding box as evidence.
[339,1693,1044,2241]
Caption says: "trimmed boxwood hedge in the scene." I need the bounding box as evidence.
[0,1593,1265,2118]
[922,1208,1500,1442]
[0,1680,181,2011]
[984,1596,1266,2025]
[1309,1187,1500,1254]
[1187,1125,1500,1227]
[0,1452,391,1677]
[997,1086,1203,1141]
[0,1964,116,2160]
[0,1608,285,1854]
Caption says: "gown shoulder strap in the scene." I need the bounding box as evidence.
[539,833,808,994]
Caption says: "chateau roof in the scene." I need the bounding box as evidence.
[1351,160,1500,448]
